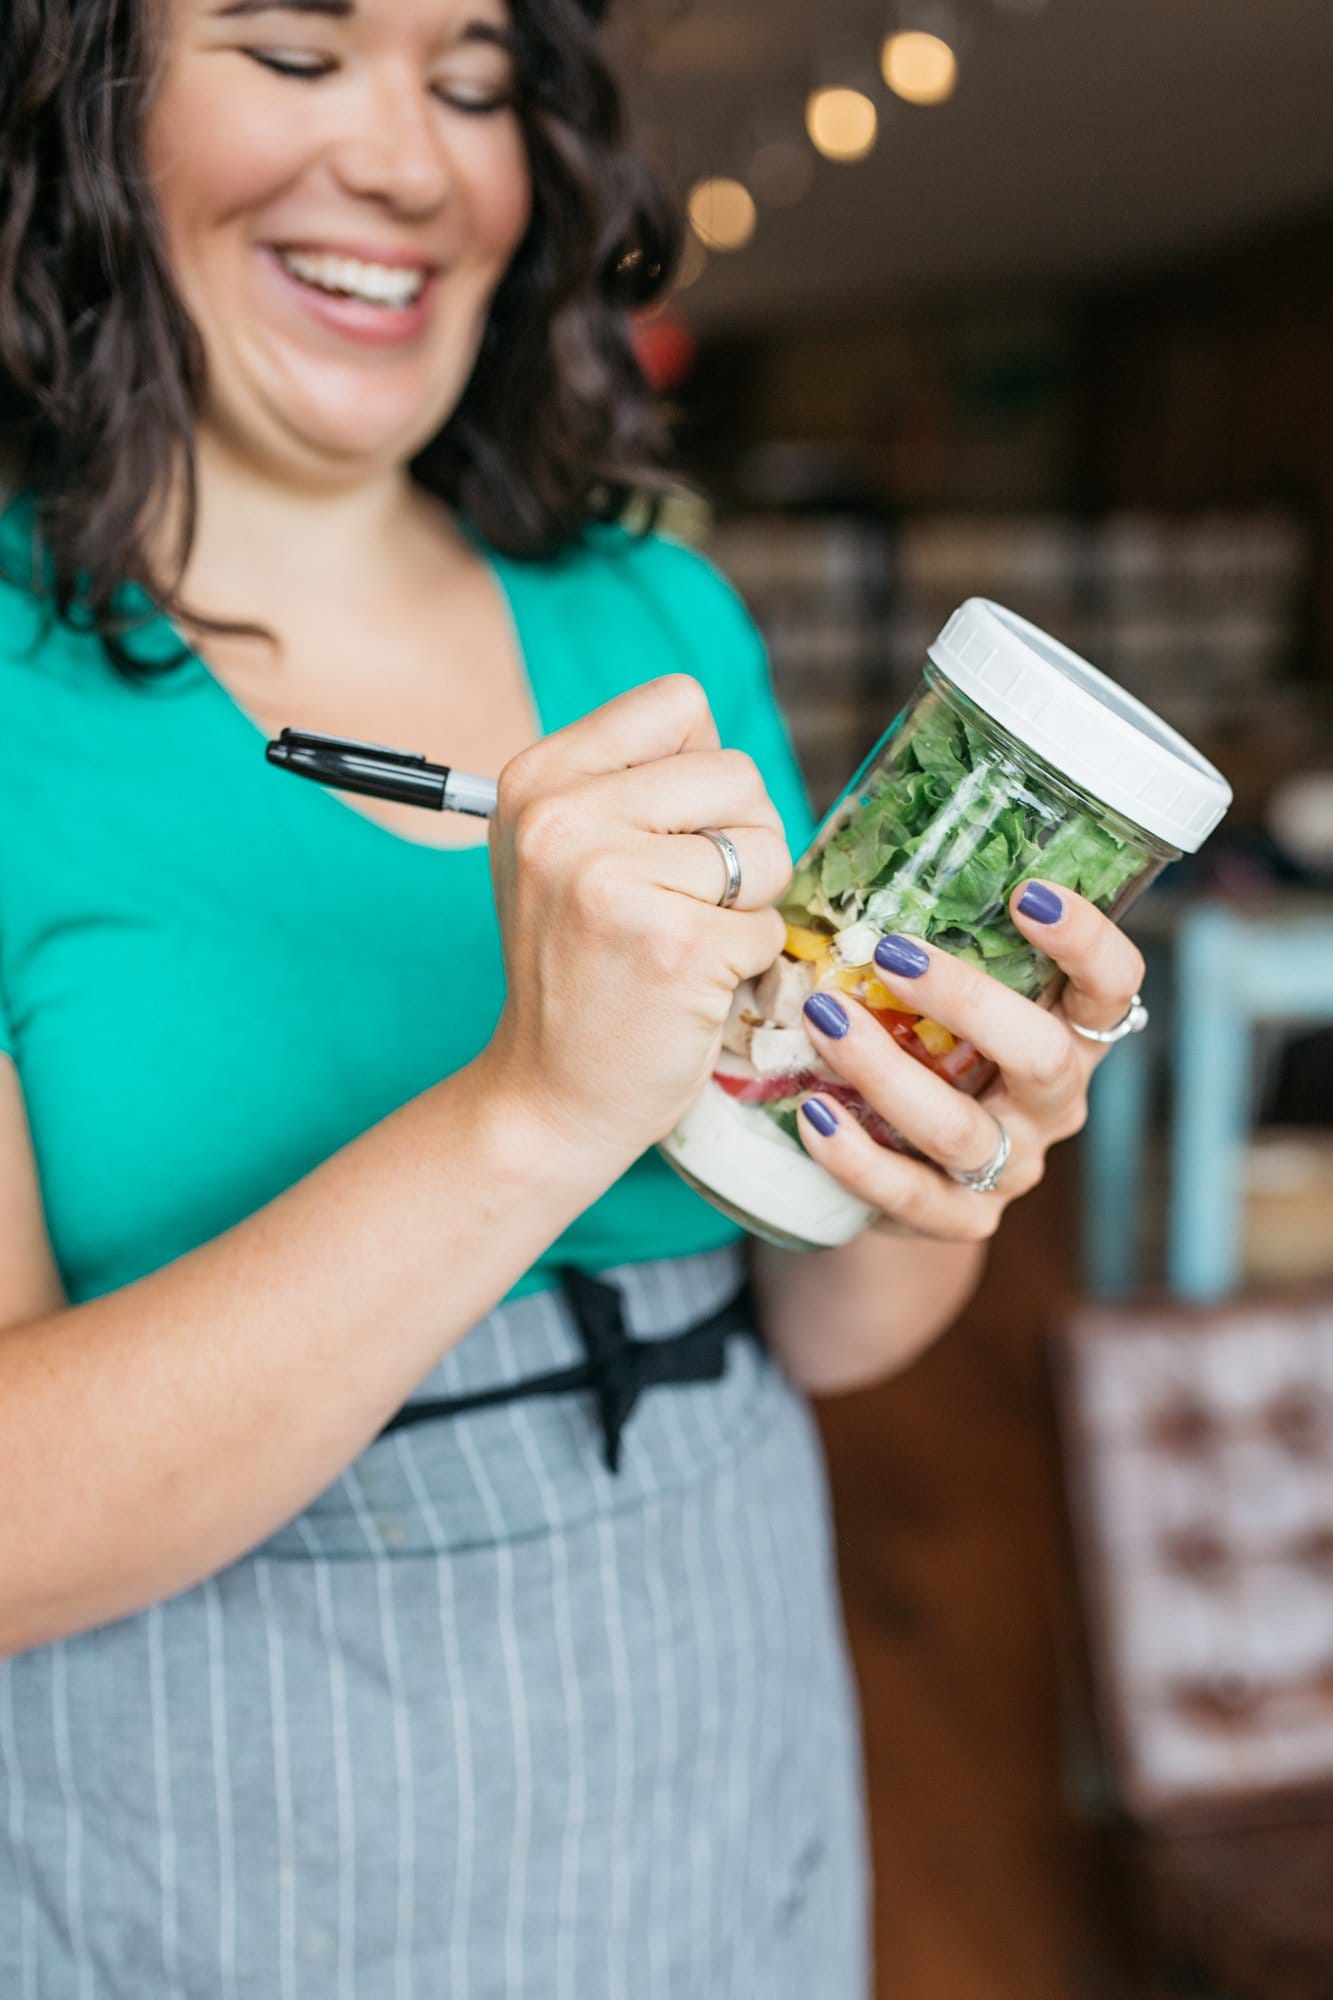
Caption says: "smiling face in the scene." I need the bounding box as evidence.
[144,0,533,487]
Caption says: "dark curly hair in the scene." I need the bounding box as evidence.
[0,0,683,679]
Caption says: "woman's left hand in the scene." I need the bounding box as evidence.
[794,879,1147,1242]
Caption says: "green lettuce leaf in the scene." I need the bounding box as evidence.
[788,687,1147,999]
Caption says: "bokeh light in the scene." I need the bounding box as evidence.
[805,88,879,164]
[881,31,958,105]
[686,176,758,252]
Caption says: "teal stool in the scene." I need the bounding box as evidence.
[1081,896,1333,1301]
[1167,900,1333,1299]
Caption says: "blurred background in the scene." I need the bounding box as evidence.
[609,1,1333,1992]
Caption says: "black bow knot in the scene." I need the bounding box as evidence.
[378,1265,759,1474]
[558,1265,733,1474]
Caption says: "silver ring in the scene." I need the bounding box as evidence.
[1066,993,1150,1045]
[947,1115,1011,1195]
[695,827,743,908]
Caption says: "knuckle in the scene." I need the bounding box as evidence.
[1028,1027,1078,1094]
[1063,1095,1089,1138]
[719,747,771,813]
[496,752,536,820]
[756,834,794,907]
[511,800,547,869]
[643,921,696,982]
[660,672,712,725]
[718,746,759,787]
[949,1194,1002,1241]
[570,851,624,934]
[513,792,569,869]
[743,909,788,984]
[730,910,787,988]
[888,1165,936,1232]
[937,1100,984,1163]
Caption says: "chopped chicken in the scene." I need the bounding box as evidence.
[750,1024,819,1078]
[831,920,881,968]
[721,980,763,1058]
[753,954,816,1027]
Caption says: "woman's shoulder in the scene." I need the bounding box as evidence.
[0,496,133,707]
[0,495,78,690]
[505,518,765,711]
[531,519,818,855]
[547,519,753,626]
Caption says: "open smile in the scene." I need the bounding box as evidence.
[270,243,437,309]
[258,241,443,348]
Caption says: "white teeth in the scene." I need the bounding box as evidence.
[275,249,427,308]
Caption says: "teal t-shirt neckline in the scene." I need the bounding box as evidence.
[109,525,539,867]
[0,486,553,869]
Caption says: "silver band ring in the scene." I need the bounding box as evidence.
[695,827,743,908]
[1066,993,1150,1045]
[947,1115,1011,1195]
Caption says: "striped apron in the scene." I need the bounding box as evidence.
[0,1247,871,1998]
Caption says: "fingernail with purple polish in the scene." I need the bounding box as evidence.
[1018,882,1064,925]
[804,991,850,1038]
[801,1098,839,1137]
[874,933,929,979]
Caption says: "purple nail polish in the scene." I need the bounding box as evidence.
[801,1098,839,1137]
[873,933,929,979]
[804,991,850,1038]
[1018,883,1064,925]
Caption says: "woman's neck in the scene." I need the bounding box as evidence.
[150,432,463,644]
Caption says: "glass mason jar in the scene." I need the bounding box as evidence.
[659,598,1233,1252]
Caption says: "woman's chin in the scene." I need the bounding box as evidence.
[231,383,449,483]
[202,282,481,482]
[248,348,465,478]
[284,410,432,471]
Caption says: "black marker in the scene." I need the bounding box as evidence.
[265,728,498,818]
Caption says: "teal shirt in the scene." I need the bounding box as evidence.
[0,505,818,1307]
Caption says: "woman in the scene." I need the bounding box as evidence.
[0,0,1146,1993]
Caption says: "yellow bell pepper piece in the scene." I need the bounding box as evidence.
[784,923,832,963]
[912,1017,956,1055]
[864,978,914,1013]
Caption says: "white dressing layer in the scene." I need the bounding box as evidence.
[662,1081,876,1249]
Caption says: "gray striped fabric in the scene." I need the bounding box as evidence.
[0,1248,871,1998]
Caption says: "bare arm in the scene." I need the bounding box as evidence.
[0,1052,621,1659]
[0,673,794,1660]
[0,1056,66,1329]
[753,1229,989,1396]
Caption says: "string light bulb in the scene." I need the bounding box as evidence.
[805,87,879,164]
[686,177,757,253]
[881,29,958,103]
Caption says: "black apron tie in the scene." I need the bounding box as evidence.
[378,1263,761,1475]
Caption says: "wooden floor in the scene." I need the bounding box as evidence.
[814,1143,1145,2000]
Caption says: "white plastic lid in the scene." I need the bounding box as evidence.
[926,598,1232,851]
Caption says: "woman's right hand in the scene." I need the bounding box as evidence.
[481,674,793,1170]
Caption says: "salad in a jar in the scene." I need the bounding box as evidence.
[663,595,1230,1251]
[712,674,1154,1158]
